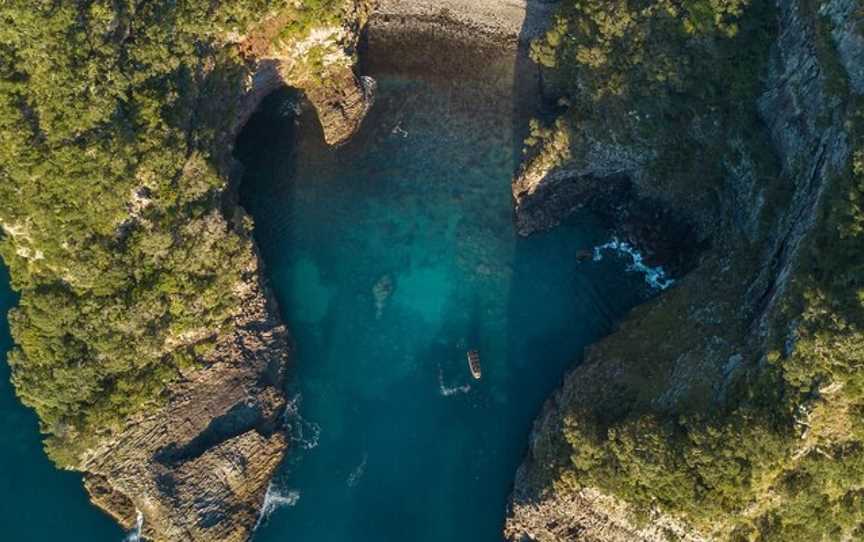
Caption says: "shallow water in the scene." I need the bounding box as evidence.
[0,266,124,540]
[238,39,651,542]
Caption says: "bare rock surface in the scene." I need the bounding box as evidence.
[79,246,291,542]
[375,0,559,41]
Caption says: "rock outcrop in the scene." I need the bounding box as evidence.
[506,0,859,540]
[74,3,378,540]
[234,0,377,146]
[79,243,290,542]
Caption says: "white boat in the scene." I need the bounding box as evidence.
[467,350,482,380]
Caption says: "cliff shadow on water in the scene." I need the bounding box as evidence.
[234,4,655,542]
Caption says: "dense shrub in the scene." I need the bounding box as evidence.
[534,0,864,538]
[0,0,343,465]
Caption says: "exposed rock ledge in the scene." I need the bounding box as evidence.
[77,3,379,540]
[374,0,559,42]
[80,246,289,542]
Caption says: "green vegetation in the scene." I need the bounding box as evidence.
[535,0,778,203]
[530,0,864,539]
[0,0,345,466]
[275,0,346,42]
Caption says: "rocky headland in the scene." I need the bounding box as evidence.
[506,0,864,540]
[45,2,380,540]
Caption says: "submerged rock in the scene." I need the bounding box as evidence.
[372,274,394,319]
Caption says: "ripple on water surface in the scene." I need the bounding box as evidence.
[239,38,652,542]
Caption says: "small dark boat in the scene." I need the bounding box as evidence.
[467,349,482,380]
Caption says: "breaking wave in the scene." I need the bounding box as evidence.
[124,510,143,542]
[593,238,674,290]
[255,482,300,531]
[284,393,321,450]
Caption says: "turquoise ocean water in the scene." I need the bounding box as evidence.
[0,33,657,542]
[238,45,652,542]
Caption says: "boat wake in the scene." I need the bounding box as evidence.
[124,510,143,542]
[438,364,471,396]
[284,393,321,450]
[347,452,368,488]
[593,238,674,290]
[255,482,300,531]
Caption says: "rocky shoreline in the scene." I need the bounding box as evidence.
[504,0,861,540]
[74,0,774,539]
[373,0,558,43]
[75,2,559,540]
[76,2,381,540]
[80,253,290,541]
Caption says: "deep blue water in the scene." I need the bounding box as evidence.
[0,266,124,540]
[238,51,649,542]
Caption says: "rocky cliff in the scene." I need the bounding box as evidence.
[506,0,863,540]
[80,251,290,542]
[59,2,377,540]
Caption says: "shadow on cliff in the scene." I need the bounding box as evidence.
[501,0,656,515]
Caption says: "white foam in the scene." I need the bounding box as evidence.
[347,453,368,488]
[283,393,321,450]
[255,482,300,531]
[438,364,471,396]
[124,510,143,542]
[592,237,674,290]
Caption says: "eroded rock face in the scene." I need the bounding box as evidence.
[235,0,377,147]
[79,250,291,542]
[505,0,857,540]
[304,69,377,146]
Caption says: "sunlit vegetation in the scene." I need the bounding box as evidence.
[532,0,864,539]
[0,0,344,466]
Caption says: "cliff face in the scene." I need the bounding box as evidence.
[232,0,376,146]
[67,3,377,541]
[80,251,289,542]
[506,0,861,540]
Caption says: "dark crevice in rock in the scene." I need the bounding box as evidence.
[515,171,708,279]
[155,399,283,467]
